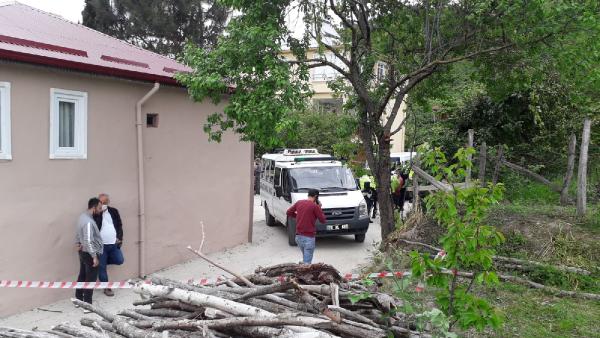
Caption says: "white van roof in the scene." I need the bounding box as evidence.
[262,149,341,168]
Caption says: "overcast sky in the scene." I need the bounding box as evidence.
[9,0,85,23]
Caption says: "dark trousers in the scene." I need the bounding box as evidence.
[365,196,373,216]
[371,190,378,217]
[393,189,407,211]
[75,251,98,304]
[99,244,124,282]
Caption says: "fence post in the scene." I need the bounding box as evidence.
[577,118,592,216]
[412,157,421,214]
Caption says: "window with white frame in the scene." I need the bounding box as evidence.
[0,82,11,160]
[49,88,87,159]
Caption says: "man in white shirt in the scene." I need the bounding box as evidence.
[94,193,124,297]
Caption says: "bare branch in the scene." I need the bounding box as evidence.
[390,112,411,137]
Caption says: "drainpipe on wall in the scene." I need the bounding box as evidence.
[136,82,160,278]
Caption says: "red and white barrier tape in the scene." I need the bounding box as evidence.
[0,271,415,289]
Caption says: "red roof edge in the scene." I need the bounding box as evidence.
[101,54,150,69]
[0,49,179,85]
[0,34,88,57]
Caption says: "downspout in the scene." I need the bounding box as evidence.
[136,82,160,277]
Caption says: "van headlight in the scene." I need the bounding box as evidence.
[359,201,368,217]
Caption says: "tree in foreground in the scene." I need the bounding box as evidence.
[82,0,228,56]
[178,0,594,240]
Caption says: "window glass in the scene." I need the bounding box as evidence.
[289,166,357,192]
[58,101,75,147]
[50,89,87,159]
[0,82,11,160]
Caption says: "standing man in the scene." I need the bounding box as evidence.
[75,198,104,305]
[254,160,262,195]
[286,189,326,264]
[369,174,378,219]
[94,193,124,297]
[359,174,375,223]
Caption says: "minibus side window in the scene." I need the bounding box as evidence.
[274,167,281,186]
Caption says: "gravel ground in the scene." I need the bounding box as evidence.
[0,197,382,330]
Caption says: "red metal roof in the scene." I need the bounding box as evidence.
[0,2,191,85]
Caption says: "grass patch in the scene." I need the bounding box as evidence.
[503,173,560,205]
[478,284,600,338]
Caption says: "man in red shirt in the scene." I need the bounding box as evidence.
[286,189,327,264]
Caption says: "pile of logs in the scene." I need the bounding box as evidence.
[0,263,430,338]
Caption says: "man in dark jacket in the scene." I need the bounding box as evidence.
[286,189,327,264]
[94,193,124,297]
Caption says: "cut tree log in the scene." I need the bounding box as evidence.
[134,308,192,318]
[135,314,386,338]
[394,239,592,275]
[0,327,65,338]
[134,283,273,317]
[577,117,592,216]
[134,283,336,336]
[71,299,174,338]
[412,157,421,214]
[52,323,107,338]
[561,134,577,205]
[453,271,600,301]
[410,166,452,192]
[501,160,562,192]
[235,281,294,301]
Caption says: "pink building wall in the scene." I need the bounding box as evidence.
[0,62,253,316]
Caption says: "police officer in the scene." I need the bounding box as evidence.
[369,175,378,218]
[359,174,375,222]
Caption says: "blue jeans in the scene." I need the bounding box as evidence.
[99,244,124,282]
[295,235,316,264]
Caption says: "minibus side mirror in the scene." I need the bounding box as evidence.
[275,186,283,197]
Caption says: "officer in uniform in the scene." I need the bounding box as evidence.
[359,174,373,222]
[369,175,378,218]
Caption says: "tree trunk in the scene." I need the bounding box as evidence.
[492,146,504,184]
[478,142,487,187]
[577,117,592,216]
[412,157,420,214]
[465,129,474,187]
[560,134,577,205]
[374,139,394,239]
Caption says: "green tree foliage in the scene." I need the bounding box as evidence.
[284,110,359,159]
[178,0,593,239]
[405,1,600,175]
[411,145,505,332]
[82,0,228,56]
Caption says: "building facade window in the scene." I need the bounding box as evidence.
[49,88,88,159]
[0,82,11,160]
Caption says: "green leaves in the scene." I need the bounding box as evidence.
[410,146,506,332]
[177,0,311,148]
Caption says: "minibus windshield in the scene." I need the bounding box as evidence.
[289,166,357,192]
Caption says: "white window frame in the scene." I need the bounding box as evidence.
[49,88,88,159]
[0,82,11,160]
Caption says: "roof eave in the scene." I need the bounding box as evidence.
[0,48,181,86]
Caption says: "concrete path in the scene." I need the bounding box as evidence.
[0,197,382,330]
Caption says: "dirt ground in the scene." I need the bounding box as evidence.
[0,197,382,330]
